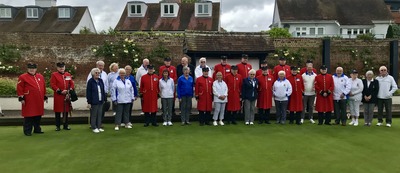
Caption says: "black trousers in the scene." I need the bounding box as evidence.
[258,109,271,123]
[199,111,211,125]
[55,112,69,128]
[23,116,42,135]
[318,112,332,125]
[289,111,301,124]
[226,111,238,123]
[144,112,157,125]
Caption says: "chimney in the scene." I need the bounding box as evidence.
[35,0,57,7]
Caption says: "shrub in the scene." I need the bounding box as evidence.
[0,78,17,96]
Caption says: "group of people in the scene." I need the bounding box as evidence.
[17,54,397,135]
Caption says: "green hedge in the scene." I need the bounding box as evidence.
[0,78,53,97]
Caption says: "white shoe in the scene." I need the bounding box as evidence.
[310,119,315,124]
[92,128,100,133]
[213,121,218,126]
[127,122,132,126]
[163,122,167,126]
[99,128,105,132]
[140,112,145,115]
[349,121,355,125]
[219,121,224,126]
[167,121,173,126]
[113,112,116,116]
[300,119,304,124]
[121,123,125,127]
[353,122,358,126]
[376,123,382,126]
[125,125,132,129]
[114,127,119,131]
[249,122,254,125]
[386,124,392,127]
[245,122,250,125]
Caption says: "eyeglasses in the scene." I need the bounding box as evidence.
[94,72,100,74]
[201,61,206,63]
[380,69,387,71]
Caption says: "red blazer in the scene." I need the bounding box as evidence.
[50,72,74,112]
[225,73,243,111]
[256,69,273,77]
[17,73,46,117]
[195,76,213,111]
[273,65,291,79]
[287,74,304,112]
[236,63,252,79]
[315,74,334,112]
[140,73,160,113]
[213,63,231,79]
[300,67,317,75]
[159,65,177,83]
[256,74,274,109]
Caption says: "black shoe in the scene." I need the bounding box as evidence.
[34,131,44,134]
[152,124,159,127]
[63,126,71,130]
[265,121,271,124]
[258,121,263,124]
[289,121,294,124]
[318,123,323,125]
[24,133,32,136]
[55,127,61,131]
[232,121,237,125]
[205,122,211,126]
[325,123,332,125]
[185,122,191,125]
[200,123,205,126]
[144,124,149,127]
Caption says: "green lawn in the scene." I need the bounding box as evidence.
[0,119,399,173]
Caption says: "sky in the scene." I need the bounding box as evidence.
[1,0,275,32]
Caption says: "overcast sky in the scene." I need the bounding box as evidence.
[2,0,275,32]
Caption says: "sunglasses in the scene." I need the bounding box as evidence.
[380,69,387,71]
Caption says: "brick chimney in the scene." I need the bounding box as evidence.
[35,0,57,7]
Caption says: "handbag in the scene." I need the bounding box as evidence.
[69,89,78,102]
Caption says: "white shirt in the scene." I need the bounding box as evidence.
[376,74,398,99]
[273,78,292,101]
[159,78,175,98]
[107,72,119,93]
[195,65,212,79]
[87,70,108,93]
[111,78,135,104]
[332,74,351,100]
[302,71,316,96]
[349,78,363,101]
[136,65,148,88]
[213,80,228,103]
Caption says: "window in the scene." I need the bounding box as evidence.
[58,8,70,18]
[198,4,209,14]
[295,27,306,36]
[317,28,324,35]
[26,8,39,18]
[164,4,174,14]
[0,8,12,18]
[347,29,352,35]
[130,5,142,14]
[310,28,316,35]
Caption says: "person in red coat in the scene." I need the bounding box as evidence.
[236,54,252,79]
[195,67,214,126]
[256,66,274,124]
[299,59,317,75]
[213,55,231,79]
[256,60,272,77]
[140,65,160,127]
[273,57,291,79]
[17,63,47,136]
[287,66,304,125]
[315,65,334,125]
[225,65,242,124]
[50,62,75,131]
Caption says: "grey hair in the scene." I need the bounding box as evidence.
[96,60,105,66]
[199,57,207,63]
[379,66,387,71]
[248,69,256,75]
[183,66,190,71]
[365,70,374,76]
[90,68,100,77]
[118,68,126,74]
[278,70,286,76]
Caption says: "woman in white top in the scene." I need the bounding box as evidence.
[273,71,292,124]
[212,72,228,126]
[159,69,175,126]
[348,70,364,126]
[195,57,212,79]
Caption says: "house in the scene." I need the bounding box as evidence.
[271,0,393,38]
[385,0,400,24]
[114,0,220,32]
[0,0,96,34]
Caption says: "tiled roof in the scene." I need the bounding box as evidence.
[0,6,87,33]
[115,3,220,31]
[277,0,393,25]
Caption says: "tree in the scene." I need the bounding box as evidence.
[79,27,95,34]
[386,25,394,38]
[266,28,291,38]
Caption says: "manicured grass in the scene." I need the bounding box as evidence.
[0,119,399,173]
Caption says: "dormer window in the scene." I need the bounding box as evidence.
[195,2,212,17]
[161,3,178,17]
[128,2,147,17]
[0,8,12,18]
[58,8,71,18]
[26,8,39,18]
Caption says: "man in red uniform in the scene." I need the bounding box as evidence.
[140,65,160,127]
[17,63,47,136]
[256,66,274,124]
[213,55,231,79]
[236,54,252,79]
[299,59,317,75]
[159,57,177,115]
[225,65,242,125]
[273,57,291,79]
[50,62,75,131]
[195,67,214,126]
[315,65,334,125]
[287,66,304,125]
[256,60,272,77]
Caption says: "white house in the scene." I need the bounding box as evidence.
[271,0,394,39]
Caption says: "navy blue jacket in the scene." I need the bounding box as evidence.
[86,78,107,105]
[241,77,259,101]
[125,75,139,97]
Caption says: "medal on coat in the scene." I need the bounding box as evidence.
[65,76,71,81]
[154,78,158,81]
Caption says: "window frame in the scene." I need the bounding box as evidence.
[58,8,71,19]
[26,8,39,18]
[0,8,12,18]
